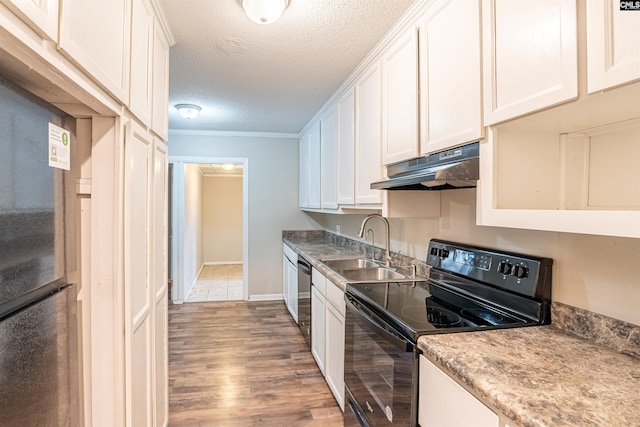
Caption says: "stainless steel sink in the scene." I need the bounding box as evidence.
[322,258,380,271]
[339,267,407,282]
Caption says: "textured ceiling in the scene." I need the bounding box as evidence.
[161,0,416,134]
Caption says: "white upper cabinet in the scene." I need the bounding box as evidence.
[337,90,356,205]
[355,62,383,205]
[299,132,310,208]
[586,0,640,93]
[59,0,132,104]
[320,107,339,209]
[151,17,170,140]
[308,123,321,209]
[419,0,483,154]
[1,0,59,41]
[381,26,419,164]
[129,0,154,126]
[481,0,578,125]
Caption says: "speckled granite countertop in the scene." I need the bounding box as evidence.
[418,325,640,427]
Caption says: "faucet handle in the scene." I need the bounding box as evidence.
[390,250,402,263]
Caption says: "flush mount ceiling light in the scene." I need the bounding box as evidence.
[175,104,202,119]
[241,0,289,25]
[221,164,235,170]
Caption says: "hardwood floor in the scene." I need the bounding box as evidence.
[168,300,344,426]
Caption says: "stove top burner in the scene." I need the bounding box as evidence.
[461,308,504,324]
[426,306,462,327]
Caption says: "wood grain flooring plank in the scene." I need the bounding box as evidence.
[169,300,343,426]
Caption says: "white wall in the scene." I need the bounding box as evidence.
[309,189,640,326]
[203,175,243,263]
[169,132,319,298]
[182,163,203,298]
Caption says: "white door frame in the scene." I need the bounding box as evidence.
[168,155,249,303]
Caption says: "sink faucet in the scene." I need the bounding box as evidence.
[358,214,391,267]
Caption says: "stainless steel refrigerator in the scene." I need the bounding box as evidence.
[0,75,79,426]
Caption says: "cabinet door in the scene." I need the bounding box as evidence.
[420,0,483,154]
[419,356,499,427]
[311,285,326,375]
[482,0,577,125]
[1,0,58,41]
[124,120,153,426]
[59,0,131,103]
[129,0,153,126]
[151,19,170,140]
[355,63,383,205]
[321,107,339,209]
[152,139,168,427]
[308,123,321,209]
[325,302,345,411]
[299,133,310,208]
[282,254,289,306]
[337,90,356,205]
[586,0,640,92]
[382,26,419,164]
[286,259,298,322]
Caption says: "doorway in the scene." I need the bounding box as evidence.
[169,157,249,304]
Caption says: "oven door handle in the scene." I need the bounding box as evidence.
[346,294,412,352]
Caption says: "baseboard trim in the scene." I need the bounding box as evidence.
[249,293,284,302]
[203,261,243,265]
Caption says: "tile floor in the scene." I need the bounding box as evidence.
[185,264,244,302]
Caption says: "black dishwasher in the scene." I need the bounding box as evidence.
[297,256,311,348]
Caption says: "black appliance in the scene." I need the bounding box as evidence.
[344,239,553,426]
[0,75,79,426]
[297,255,312,348]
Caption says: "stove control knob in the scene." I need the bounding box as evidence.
[430,247,439,256]
[439,249,450,258]
[498,261,513,275]
[514,265,529,279]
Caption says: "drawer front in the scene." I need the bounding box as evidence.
[326,278,345,317]
[312,268,326,295]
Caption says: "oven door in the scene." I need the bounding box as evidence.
[344,293,419,426]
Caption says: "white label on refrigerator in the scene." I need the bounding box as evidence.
[48,123,70,170]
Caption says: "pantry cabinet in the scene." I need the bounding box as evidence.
[481,0,577,125]
[151,17,170,139]
[586,0,640,93]
[59,0,132,103]
[129,0,154,126]
[1,0,58,41]
[311,268,345,410]
[419,0,483,154]
[419,356,499,427]
[355,63,383,206]
[320,107,339,209]
[381,26,419,164]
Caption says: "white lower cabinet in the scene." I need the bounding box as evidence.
[282,244,298,322]
[419,356,498,427]
[311,278,326,375]
[311,268,345,410]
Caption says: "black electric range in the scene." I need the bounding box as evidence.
[343,239,553,427]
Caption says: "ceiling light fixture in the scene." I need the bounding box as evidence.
[241,0,289,25]
[221,164,235,171]
[175,104,202,119]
